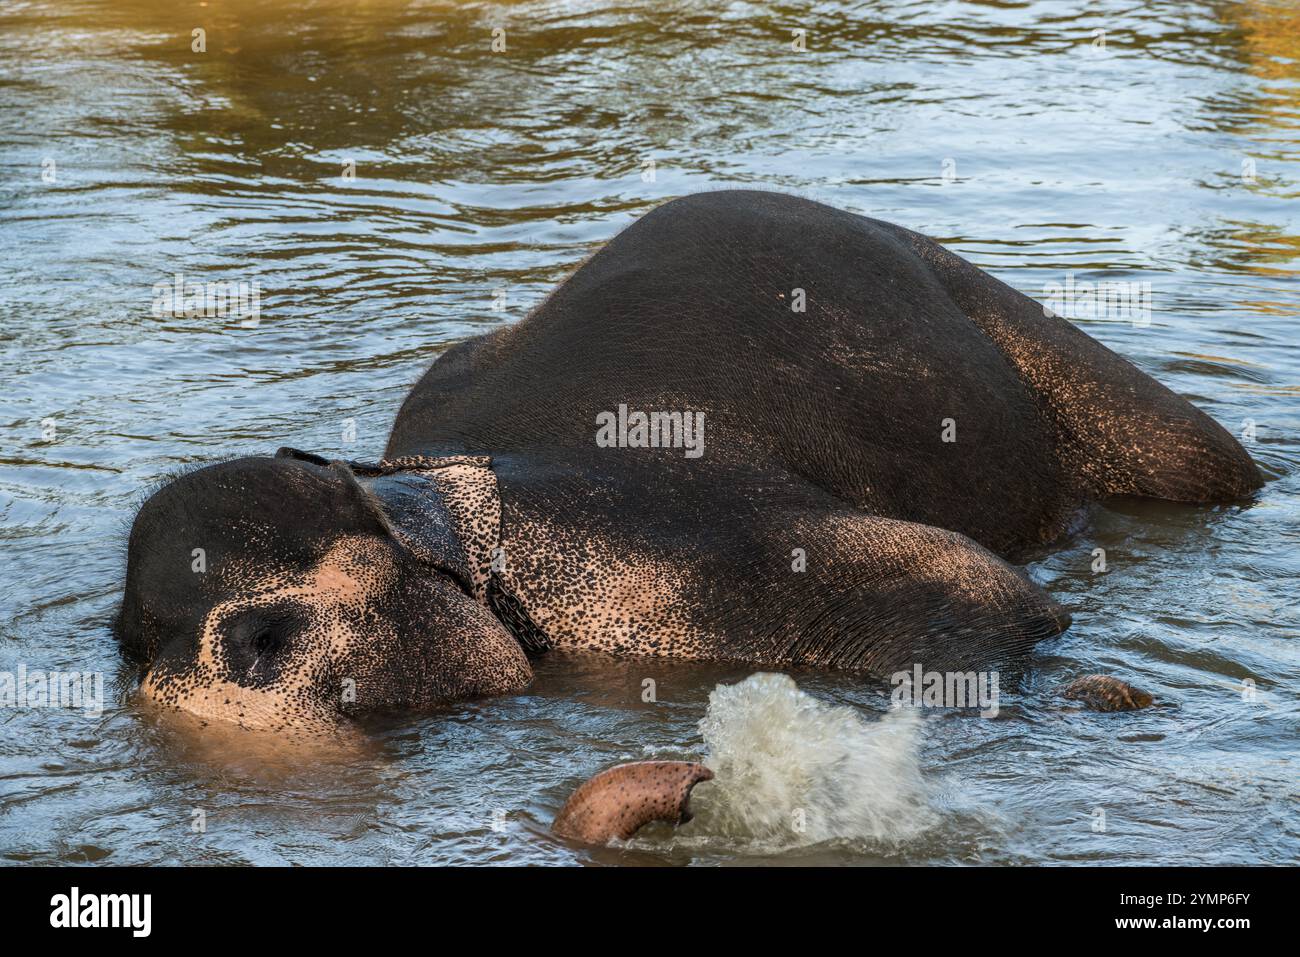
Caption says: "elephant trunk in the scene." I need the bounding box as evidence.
[553,761,713,843]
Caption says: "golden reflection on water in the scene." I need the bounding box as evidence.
[1233,0,1300,84]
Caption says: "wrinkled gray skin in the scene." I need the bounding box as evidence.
[118,191,1260,749]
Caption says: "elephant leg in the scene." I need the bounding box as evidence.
[898,224,1262,503]
[679,506,1072,675]
[504,473,1071,674]
[1062,675,1155,711]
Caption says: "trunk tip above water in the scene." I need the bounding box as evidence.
[553,760,714,844]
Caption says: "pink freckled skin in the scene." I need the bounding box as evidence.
[553,761,714,843]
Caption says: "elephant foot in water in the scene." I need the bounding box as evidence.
[1061,675,1155,712]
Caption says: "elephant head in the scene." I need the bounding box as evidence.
[115,449,532,738]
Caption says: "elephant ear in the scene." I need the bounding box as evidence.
[362,471,475,596]
[273,447,476,597]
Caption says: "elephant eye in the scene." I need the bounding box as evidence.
[246,623,281,655]
[225,607,299,659]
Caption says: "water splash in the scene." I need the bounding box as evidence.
[692,673,935,848]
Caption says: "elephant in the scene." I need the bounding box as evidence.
[117,190,1260,833]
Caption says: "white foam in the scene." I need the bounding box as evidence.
[692,673,935,848]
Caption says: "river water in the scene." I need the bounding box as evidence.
[0,0,1296,865]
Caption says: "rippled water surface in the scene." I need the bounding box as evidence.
[1,0,1297,865]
